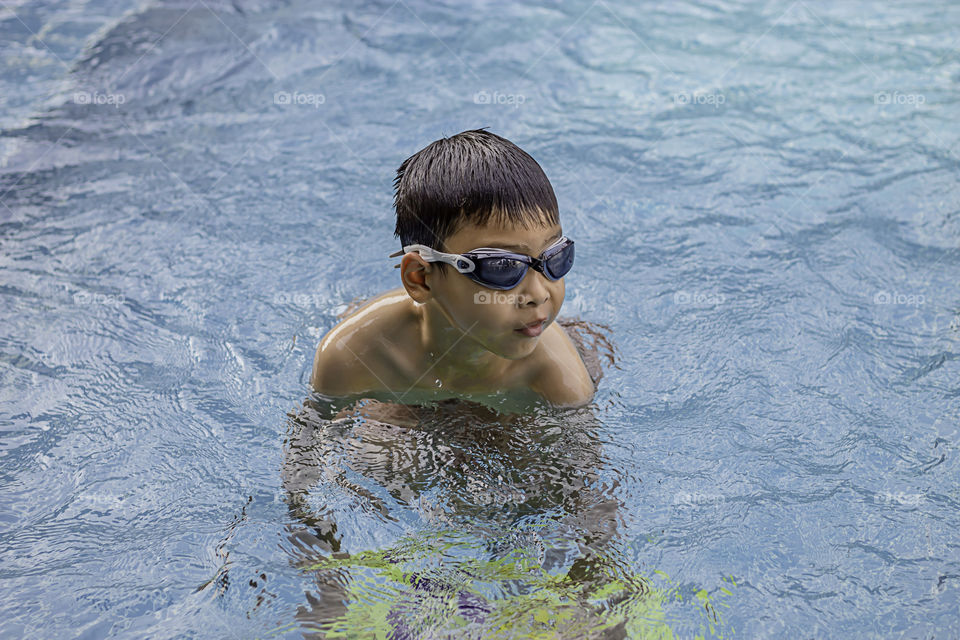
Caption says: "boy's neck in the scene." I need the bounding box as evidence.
[415,299,511,388]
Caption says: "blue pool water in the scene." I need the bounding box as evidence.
[2,0,959,637]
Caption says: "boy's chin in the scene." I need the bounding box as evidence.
[487,334,540,360]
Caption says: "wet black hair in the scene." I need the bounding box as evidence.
[393,128,560,273]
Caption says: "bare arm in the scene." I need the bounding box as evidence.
[309,336,381,398]
[531,367,596,407]
[529,339,597,408]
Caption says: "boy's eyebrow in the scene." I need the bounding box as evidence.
[483,231,562,253]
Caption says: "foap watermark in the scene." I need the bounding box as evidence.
[673,91,725,108]
[674,491,726,507]
[874,290,925,306]
[77,493,126,508]
[274,91,325,108]
[74,292,125,306]
[874,91,925,107]
[466,476,527,507]
[73,91,126,108]
[274,292,325,306]
[875,491,924,507]
[673,290,726,306]
[473,291,525,305]
[473,90,525,109]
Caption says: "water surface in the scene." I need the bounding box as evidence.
[1,0,959,637]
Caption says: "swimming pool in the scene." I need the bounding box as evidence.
[2,0,958,637]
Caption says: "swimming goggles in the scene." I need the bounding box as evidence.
[389,236,575,291]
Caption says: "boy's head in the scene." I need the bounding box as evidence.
[393,128,559,267]
[392,129,569,361]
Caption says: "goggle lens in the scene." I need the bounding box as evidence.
[544,242,574,279]
[473,257,527,289]
[468,239,575,290]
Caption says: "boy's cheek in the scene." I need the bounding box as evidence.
[448,281,565,331]
[444,289,506,330]
[458,299,521,336]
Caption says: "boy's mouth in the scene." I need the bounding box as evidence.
[515,317,547,338]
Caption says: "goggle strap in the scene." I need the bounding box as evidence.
[396,244,476,273]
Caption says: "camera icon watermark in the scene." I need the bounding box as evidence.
[73,91,126,108]
[473,90,526,109]
[274,91,325,108]
[873,290,925,306]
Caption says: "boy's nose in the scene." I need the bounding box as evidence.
[517,270,550,306]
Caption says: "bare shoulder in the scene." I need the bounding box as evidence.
[528,321,597,408]
[310,288,414,395]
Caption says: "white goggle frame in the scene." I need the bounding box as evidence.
[388,245,477,273]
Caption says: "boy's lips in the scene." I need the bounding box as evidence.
[515,317,547,337]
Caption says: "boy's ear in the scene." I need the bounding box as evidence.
[400,254,433,303]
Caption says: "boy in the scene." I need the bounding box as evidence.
[310,129,597,410]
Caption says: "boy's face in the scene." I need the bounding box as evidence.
[423,217,566,360]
